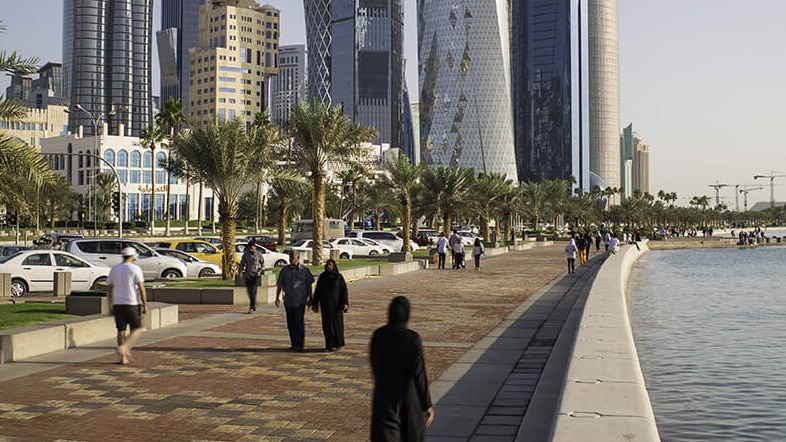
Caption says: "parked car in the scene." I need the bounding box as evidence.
[358,238,393,254]
[329,237,386,257]
[282,239,353,263]
[233,243,290,267]
[154,249,222,278]
[194,236,223,249]
[239,235,278,251]
[0,250,110,297]
[33,232,84,250]
[64,239,187,280]
[0,245,32,256]
[345,230,419,252]
[147,239,230,267]
[456,231,480,246]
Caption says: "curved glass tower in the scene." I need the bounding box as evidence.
[417,0,517,179]
[304,0,333,106]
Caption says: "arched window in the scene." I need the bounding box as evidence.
[78,151,83,167]
[117,150,128,167]
[104,149,115,166]
[143,151,152,168]
[130,151,141,167]
[85,150,91,167]
[156,152,166,170]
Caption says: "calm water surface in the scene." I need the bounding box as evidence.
[628,246,786,441]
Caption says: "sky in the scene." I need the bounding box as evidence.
[2,1,786,208]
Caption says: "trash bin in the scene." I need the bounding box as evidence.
[54,271,72,297]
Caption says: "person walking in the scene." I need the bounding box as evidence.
[370,296,435,441]
[471,237,485,271]
[565,238,578,274]
[239,241,265,313]
[311,259,349,352]
[451,237,465,269]
[107,247,148,365]
[275,250,314,351]
[448,230,461,268]
[435,232,449,269]
[575,234,587,265]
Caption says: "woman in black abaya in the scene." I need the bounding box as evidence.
[310,259,349,351]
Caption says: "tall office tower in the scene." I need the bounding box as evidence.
[305,0,332,105]
[632,133,649,194]
[158,0,203,117]
[512,0,589,189]
[418,0,517,179]
[587,0,620,190]
[620,122,633,200]
[188,0,280,127]
[63,0,153,137]
[270,44,306,126]
[4,75,32,102]
[402,84,417,163]
[27,63,68,108]
[332,0,404,148]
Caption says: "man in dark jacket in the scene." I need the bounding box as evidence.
[370,296,434,441]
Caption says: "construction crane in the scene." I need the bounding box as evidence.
[708,182,728,206]
[739,186,763,211]
[753,171,786,209]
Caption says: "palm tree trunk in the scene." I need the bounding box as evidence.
[402,200,412,252]
[184,175,190,234]
[312,173,325,265]
[277,202,288,245]
[165,154,171,236]
[255,181,261,234]
[218,200,237,280]
[197,182,203,236]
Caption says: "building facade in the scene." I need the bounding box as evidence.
[620,122,633,200]
[331,0,404,148]
[512,0,589,189]
[632,133,649,194]
[0,105,69,149]
[587,0,620,190]
[157,0,203,117]
[270,44,306,126]
[417,0,517,179]
[304,0,333,105]
[188,0,280,126]
[63,0,154,137]
[41,128,216,225]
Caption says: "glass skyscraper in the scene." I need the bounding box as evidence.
[305,0,333,105]
[417,0,517,179]
[157,0,202,117]
[512,0,589,189]
[63,0,153,137]
[331,0,404,148]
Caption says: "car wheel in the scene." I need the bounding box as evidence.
[90,277,107,290]
[368,250,379,257]
[10,278,27,297]
[274,259,287,267]
[161,269,182,279]
[198,268,216,277]
[340,252,350,260]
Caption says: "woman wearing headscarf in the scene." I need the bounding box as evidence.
[370,296,434,441]
[310,259,349,352]
[565,237,578,274]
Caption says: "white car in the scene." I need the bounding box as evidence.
[456,231,480,246]
[0,250,110,297]
[282,240,353,263]
[358,238,393,254]
[154,249,222,278]
[330,237,386,257]
[234,243,290,267]
[64,239,188,280]
[345,230,419,252]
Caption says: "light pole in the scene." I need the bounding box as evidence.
[72,104,116,237]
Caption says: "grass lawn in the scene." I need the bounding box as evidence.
[0,303,77,331]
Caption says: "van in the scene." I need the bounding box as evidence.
[346,230,419,252]
[64,238,188,280]
[34,232,84,250]
[291,218,346,243]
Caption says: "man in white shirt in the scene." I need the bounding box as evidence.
[107,247,148,365]
[436,232,449,269]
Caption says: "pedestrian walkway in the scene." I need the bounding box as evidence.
[0,244,603,441]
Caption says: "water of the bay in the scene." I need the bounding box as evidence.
[628,245,786,441]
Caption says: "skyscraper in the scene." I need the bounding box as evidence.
[512,0,589,189]
[63,0,153,136]
[188,0,280,126]
[270,45,306,126]
[587,0,620,190]
[418,0,517,179]
[157,0,202,116]
[304,0,332,105]
[331,0,404,148]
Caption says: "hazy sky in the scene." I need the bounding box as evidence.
[2,1,786,207]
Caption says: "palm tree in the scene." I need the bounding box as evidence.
[155,98,186,235]
[286,100,378,265]
[140,124,166,235]
[268,172,309,245]
[40,175,78,229]
[471,172,512,242]
[170,117,278,278]
[382,154,424,252]
[336,163,369,229]
[95,172,116,221]
[420,166,474,235]
[520,181,548,231]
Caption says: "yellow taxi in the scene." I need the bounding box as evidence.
[147,239,236,267]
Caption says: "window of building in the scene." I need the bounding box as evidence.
[143,151,152,168]
[130,151,141,167]
[117,149,128,167]
[104,149,115,166]
[130,170,140,184]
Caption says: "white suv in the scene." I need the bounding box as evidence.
[64,239,187,280]
[346,231,419,252]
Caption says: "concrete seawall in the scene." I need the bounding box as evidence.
[550,242,661,441]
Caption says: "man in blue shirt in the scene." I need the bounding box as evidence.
[276,250,314,351]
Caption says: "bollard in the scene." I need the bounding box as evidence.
[0,273,10,297]
[329,249,341,261]
[777,237,782,244]
[53,271,72,297]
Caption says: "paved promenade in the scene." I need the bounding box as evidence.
[0,244,604,441]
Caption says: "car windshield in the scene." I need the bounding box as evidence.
[0,252,22,263]
[291,240,309,247]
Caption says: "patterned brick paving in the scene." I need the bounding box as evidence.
[0,245,570,441]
